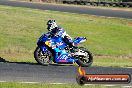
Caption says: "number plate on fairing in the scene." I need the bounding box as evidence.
[57,54,68,60]
[56,54,68,63]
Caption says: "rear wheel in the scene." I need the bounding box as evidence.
[76,47,93,67]
[34,46,53,66]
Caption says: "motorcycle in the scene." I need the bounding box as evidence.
[34,32,93,67]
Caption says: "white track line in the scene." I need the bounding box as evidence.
[104,85,116,87]
[20,82,40,84]
[122,86,132,88]
[85,84,94,86]
[0,81,6,83]
[126,67,132,68]
[50,83,66,84]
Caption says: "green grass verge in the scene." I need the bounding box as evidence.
[93,57,132,67]
[0,5,132,67]
[0,82,122,88]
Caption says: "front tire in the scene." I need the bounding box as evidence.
[34,46,52,66]
[76,47,93,67]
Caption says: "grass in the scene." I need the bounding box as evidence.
[93,57,132,67]
[0,5,132,67]
[0,82,122,88]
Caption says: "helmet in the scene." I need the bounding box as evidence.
[47,20,58,31]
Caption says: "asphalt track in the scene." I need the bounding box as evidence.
[0,58,132,86]
[0,0,132,19]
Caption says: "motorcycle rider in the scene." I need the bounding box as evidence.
[46,20,75,49]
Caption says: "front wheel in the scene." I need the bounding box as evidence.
[76,47,93,67]
[34,46,52,66]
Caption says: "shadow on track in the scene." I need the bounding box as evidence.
[0,57,74,66]
[0,57,38,65]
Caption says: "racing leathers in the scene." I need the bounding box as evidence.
[48,26,74,49]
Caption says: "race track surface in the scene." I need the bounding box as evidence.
[0,0,132,19]
[0,61,132,86]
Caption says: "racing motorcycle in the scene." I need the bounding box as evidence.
[34,32,93,67]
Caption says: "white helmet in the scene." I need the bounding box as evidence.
[47,20,58,31]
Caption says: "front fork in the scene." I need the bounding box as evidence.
[39,46,48,54]
[39,46,54,63]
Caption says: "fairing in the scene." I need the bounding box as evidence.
[37,32,86,63]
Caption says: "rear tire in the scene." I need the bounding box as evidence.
[34,46,52,66]
[76,47,93,67]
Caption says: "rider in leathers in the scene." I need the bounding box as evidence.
[47,20,75,49]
